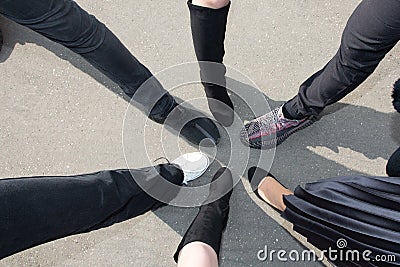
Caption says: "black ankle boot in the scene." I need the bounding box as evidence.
[188,1,234,127]
[174,167,233,262]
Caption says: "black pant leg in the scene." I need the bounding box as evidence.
[284,0,400,119]
[0,0,175,119]
[0,164,183,259]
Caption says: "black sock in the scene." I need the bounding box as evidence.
[282,104,296,120]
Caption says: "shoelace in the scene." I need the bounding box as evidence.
[274,108,287,131]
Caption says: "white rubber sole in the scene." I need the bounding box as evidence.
[172,152,210,184]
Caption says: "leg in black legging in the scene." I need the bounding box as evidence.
[0,164,183,259]
[174,168,233,266]
[188,0,234,126]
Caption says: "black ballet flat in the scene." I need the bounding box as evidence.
[247,166,284,213]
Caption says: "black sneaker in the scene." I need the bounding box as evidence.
[240,104,317,149]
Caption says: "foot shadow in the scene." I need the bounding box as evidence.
[155,79,400,266]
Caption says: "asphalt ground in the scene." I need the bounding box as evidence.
[1,0,400,266]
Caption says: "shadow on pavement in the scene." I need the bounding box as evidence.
[2,15,400,267]
[154,79,400,266]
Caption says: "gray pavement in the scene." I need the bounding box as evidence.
[1,0,400,266]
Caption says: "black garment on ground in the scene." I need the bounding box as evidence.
[282,175,400,266]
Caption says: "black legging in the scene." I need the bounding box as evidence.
[0,164,183,259]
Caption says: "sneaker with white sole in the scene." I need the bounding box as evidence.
[240,105,317,149]
[172,152,210,185]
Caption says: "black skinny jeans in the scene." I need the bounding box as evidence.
[284,0,400,119]
[0,0,175,119]
[0,164,183,259]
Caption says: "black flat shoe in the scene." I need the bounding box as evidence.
[247,166,284,213]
